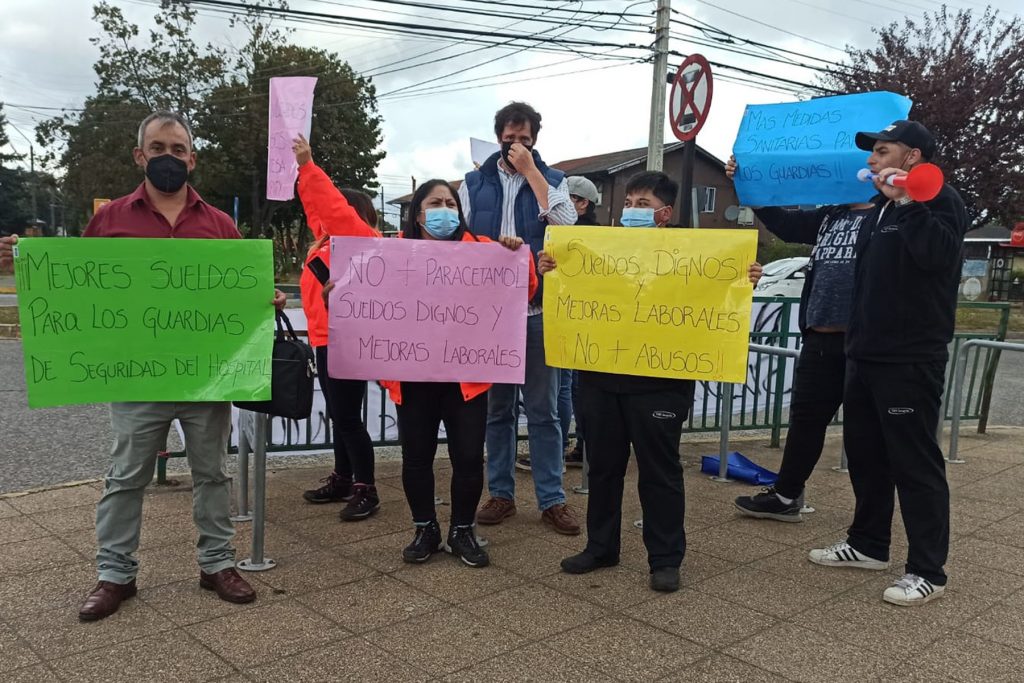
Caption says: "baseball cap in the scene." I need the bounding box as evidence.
[855,120,937,160]
[566,176,599,203]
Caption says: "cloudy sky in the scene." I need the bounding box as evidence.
[1,0,1018,222]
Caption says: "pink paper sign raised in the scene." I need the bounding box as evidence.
[266,76,317,201]
[328,237,529,384]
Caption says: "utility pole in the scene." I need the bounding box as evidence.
[646,0,672,171]
[379,185,385,231]
[28,144,37,226]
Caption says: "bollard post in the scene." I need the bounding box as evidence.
[232,454,252,523]
[832,445,849,473]
[572,439,590,495]
[232,416,252,523]
[711,383,733,482]
[238,412,276,572]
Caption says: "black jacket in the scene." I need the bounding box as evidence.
[753,205,860,333]
[845,184,968,363]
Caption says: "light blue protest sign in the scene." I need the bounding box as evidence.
[732,92,912,206]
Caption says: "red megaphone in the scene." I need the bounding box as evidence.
[856,163,944,202]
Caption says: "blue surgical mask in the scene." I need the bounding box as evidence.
[423,207,460,239]
[620,207,656,227]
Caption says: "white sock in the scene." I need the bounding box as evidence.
[775,492,794,505]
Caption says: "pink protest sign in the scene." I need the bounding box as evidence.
[267,76,317,201]
[328,237,530,384]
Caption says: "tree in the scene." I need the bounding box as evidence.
[36,1,226,227]
[198,11,384,273]
[0,103,23,165]
[822,6,1024,227]
[34,1,385,258]
[0,103,33,232]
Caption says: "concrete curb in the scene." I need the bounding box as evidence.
[0,477,103,499]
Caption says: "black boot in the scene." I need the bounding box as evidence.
[402,520,443,563]
[302,471,353,504]
[340,484,380,521]
[446,525,489,568]
[650,567,680,592]
[560,551,618,575]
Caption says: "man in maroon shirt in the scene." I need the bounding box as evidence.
[1,111,285,621]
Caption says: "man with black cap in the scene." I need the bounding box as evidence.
[808,120,968,607]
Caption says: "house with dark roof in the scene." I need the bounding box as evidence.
[389,142,768,243]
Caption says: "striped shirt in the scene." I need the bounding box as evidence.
[459,161,576,315]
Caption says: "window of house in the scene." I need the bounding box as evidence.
[701,186,716,213]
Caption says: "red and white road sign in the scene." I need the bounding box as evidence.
[1010,224,1024,247]
[669,53,713,142]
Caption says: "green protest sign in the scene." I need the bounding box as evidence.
[13,238,275,408]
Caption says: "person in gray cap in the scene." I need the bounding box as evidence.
[807,119,968,607]
[567,175,600,226]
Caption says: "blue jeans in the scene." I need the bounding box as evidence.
[558,368,574,449]
[486,313,565,510]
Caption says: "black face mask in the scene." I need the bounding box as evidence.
[145,154,189,194]
[500,140,532,171]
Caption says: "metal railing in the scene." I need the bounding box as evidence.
[156,298,1012,485]
[708,343,802,481]
[947,338,1024,464]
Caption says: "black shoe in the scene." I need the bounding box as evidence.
[302,472,353,504]
[445,525,489,568]
[403,520,443,563]
[734,486,802,523]
[560,551,618,575]
[650,567,680,592]
[564,446,584,468]
[340,484,380,521]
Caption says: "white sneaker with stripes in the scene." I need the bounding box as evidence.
[883,573,945,606]
[808,541,889,570]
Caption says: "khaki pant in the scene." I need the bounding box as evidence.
[96,402,235,583]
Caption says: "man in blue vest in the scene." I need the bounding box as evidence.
[458,101,581,535]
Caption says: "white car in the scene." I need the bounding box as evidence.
[754,257,811,298]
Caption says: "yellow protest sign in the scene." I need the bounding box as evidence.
[542,226,757,383]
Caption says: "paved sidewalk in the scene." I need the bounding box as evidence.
[1,428,1023,682]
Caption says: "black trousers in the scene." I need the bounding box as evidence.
[397,382,487,527]
[580,386,688,570]
[314,346,376,485]
[843,358,950,585]
[774,331,846,499]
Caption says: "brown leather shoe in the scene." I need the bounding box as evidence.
[542,503,581,535]
[199,568,257,604]
[476,497,517,525]
[78,579,137,622]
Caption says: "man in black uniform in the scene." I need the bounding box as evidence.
[807,120,968,607]
[725,150,876,522]
[540,172,761,592]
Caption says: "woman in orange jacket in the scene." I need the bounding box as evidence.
[293,135,384,522]
[381,179,537,568]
